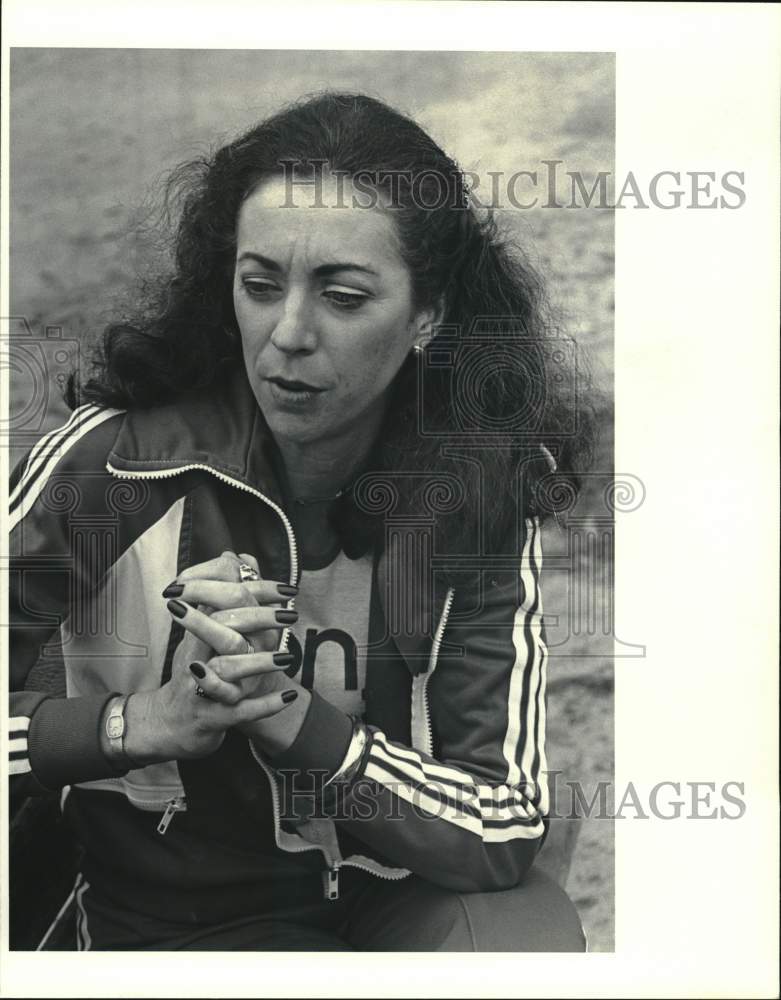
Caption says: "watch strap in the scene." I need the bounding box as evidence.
[103,694,135,770]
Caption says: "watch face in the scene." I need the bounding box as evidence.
[107,716,124,739]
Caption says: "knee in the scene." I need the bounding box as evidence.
[455,868,587,952]
[347,869,586,953]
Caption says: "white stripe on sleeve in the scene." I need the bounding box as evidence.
[503,518,539,788]
[531,521,550,813]
[9,407,123,531]
[369,736,540,826]
[363,759,543,842]
[371,733,538,819]
[9,405,99,508]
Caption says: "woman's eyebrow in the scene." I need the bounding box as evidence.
[315,262,379,278]
[237,251,378,278]
[237,252,282,271]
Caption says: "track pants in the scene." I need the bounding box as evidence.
[76,867,587,952]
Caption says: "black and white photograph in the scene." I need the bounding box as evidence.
[6,45,613,954]
[1,2,778,997]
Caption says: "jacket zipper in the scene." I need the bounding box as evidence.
[250,742,412,897]
[80,775,189,830]
[419,587,456,757]
[157,796,187,834]
[339,858,410,881]
[318,857,410,896]
[250,737,348,899]
[106,462,300,634]
[322,865,341,900]
[324,858,413,898]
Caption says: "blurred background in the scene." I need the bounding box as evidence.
[8,49,615,950]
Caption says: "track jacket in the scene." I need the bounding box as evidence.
[8,365,550,912]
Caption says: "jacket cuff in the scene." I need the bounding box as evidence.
[325,719,370,787]
[27,693,127,790]
[268,690,353,784]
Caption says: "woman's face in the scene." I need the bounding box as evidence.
[233,174,432,448]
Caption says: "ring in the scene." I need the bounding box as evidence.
[194,683,208,699]
[238,562,260,583]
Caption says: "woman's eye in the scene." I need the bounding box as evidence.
[241,278,280,299]
[323,288,369,310]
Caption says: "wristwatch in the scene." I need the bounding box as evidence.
[104,694,133,769]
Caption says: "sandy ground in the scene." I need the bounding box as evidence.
[8,50,615,950]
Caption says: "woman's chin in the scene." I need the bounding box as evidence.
[261,404,332,445]
[255,385,323,434]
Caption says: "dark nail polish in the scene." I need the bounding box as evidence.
[275,610,298,624]
[167,599,188,619]
[189,662,205,679]
[281,689,298,704]
[276,584,298,597]
[162,583,184,598]
[273,652,295,667]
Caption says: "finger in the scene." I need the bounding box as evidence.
[163,579,297,607]
[209,651,295,684]
[189,661,244,706]
[232,688,300,724]
[175,551,242,585]
[210,606,297,633]
[167,599,259,656]
[176,629,212,667]
[171,605,213,676]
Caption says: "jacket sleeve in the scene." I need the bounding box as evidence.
[7,405,129,797]
[271,516,550,893]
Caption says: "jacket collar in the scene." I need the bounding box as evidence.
[107,365,285,504]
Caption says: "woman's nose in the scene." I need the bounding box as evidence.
[269,290,318,354]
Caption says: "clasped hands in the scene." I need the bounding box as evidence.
[124,550,309,766]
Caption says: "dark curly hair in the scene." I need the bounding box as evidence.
[68,92,599,559]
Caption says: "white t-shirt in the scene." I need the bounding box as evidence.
[284,550,374,718]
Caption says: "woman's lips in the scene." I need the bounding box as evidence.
[264,376,326,408]
[266,376,325,393]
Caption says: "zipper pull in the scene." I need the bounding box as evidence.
[322,865,340,901]
[157,796,186,835]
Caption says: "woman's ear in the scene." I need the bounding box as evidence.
[412,295,445,351]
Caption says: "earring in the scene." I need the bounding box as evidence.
[413,327,432,354]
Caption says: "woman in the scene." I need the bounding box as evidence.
[9,93,594,951]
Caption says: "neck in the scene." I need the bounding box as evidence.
[274,407,384,503]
